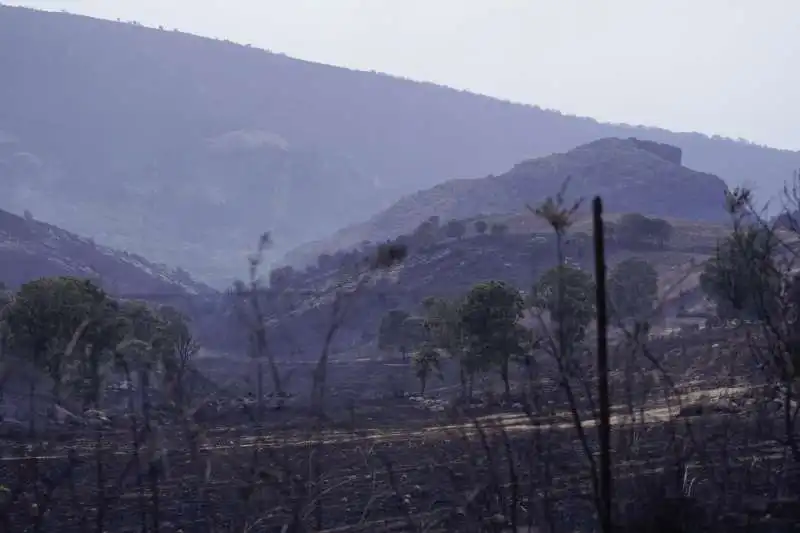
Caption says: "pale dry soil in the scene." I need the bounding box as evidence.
[0,384,750,462]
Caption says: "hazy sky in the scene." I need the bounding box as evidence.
[10,0,800,150]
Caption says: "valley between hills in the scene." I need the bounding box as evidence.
[1,5,800,532]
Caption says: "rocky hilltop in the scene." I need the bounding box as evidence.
[286,138,731,264]
[1,6,798,285]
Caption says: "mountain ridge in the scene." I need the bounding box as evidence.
[2,5,798,285]
[10,6,790,153]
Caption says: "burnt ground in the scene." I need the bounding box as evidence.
[0,380,795,533]
[0,325,796,532]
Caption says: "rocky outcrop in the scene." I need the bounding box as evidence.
[628,137,683,165]
[292,137,730,261]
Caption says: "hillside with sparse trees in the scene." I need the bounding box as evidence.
[2,5,800,286]
[285,137,731,265]
[4,5,800,531]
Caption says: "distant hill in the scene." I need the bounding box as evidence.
[1,6,798,285]
[286,138,731,264]
[0,207,214,296]
[0,122,380,286]
[218,214,730,363]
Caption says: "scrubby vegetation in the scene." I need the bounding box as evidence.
[4,8,800,531]
[191,206,693,360]
[3,179,800,532]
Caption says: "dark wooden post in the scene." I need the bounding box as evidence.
[592,196,613,533]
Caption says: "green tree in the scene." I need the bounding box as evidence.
[489,223,509,237]
[650,218,674,248]
[531,265,596,344]
[71,301,127,409]
[269,265,295,289]
[474,220,488,235]
[378,309,412,361]
[421,296,470,397]
[609,258,659,322]
[411,220,439,248]
[617,213,673,249]
[401,316,428,349]
[617,213,649,246]
[371,242,409,270]
[153,306,197,377]
[412,347,442,395]
[444,219,467,240]
[699,226,781,320]
[125,302,193,363]
[2,277,121,406]
[115,301,197,412]
[459,281,525,398]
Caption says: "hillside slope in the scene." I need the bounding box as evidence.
[287,138,731,263]
[1,6,798,283]
[0,208,214,296]
[219,214,730,362]
[0,120,379,286]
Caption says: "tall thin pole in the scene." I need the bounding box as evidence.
[592,196,613,533]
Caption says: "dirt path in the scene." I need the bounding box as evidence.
[0,385,749,461]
